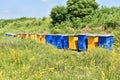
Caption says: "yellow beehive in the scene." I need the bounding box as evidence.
[21,33,29,39]
[17,33,22,38]
[36,34,41,42]
[28,33,36,40]
[40,35,46,43]
[88,35,98,49]
[69,35,78,50]
[36,34,46,43]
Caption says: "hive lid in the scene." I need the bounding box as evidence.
[87,34,98,37]
[6,33,16,36]
[97,34,114,37]
[22,33,29,34]
[68,34,78,36]
[76,33,88,36]
[16,32,24,34]
[46,34,63,36]
[27,32,36,34]
[37,34,46,36]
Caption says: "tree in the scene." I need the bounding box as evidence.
[67,0,98,18]
[50,5,67,25]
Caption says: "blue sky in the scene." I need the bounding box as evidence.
[0,0,120,19]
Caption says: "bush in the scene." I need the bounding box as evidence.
[50,5,67,25]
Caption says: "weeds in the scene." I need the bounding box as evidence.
[0,37,119,80]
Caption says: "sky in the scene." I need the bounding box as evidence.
[0,0,120,19]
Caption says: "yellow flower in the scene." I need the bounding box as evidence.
[90,59,95,67]
[101,71,105,80]
[29,56,35,62]
[112,51,116,57]
[79,66,84,70]
[34,72,44,79]
[0,71,3,77]
[22,64,30,72]
[48,67,54,72]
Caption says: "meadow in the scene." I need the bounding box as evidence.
[0,6,120,80]
[0,37,120,80]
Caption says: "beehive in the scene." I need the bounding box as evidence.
[17,33,22,38]
[88,34,98,49]
[78,34,88,51]
[56,34,69,49]
[21,33,29,39]
[98,34,114,50]
[68,34,78,50]
[28,33,36,40]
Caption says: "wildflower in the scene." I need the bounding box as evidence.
[22,64,30,72]
[79,66,84,70]
[34,72,44,79]
[29,56,35,62]
[0,71,3,77]
[90,59,95,67]
[48,67,54,72]
[101,71,105,80]
[112,51,116,57]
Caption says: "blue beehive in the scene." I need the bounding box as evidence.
[98,34,114,50]
[6,33,16,37]
[57,35,69,49]
[78,34,88,51]
[46,34,57,47]
[111,36,114,48]
[6,33,12,37]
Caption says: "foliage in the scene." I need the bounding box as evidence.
[67,0,98,18]
[0,17,51,35]
[50,0,98,25]
[0,37,120,80]
[87,7,120,28]
[50,7,120,33]
[51,18,87,34]
[0,7,119,34]
[50,5,67,25]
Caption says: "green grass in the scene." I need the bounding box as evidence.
[0,17,120,80]
[0,18,51,35]
[0,37,119,80]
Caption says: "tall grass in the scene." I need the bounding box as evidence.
[0,37,119,80]
[0,18,51,35]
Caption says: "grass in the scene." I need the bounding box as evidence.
[0,37,120,80]
[0,18,51,35]
[0,16,120,79]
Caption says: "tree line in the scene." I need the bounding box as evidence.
[50,0,98,25]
